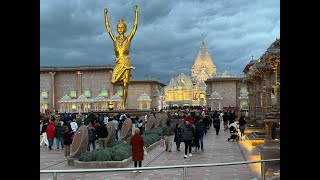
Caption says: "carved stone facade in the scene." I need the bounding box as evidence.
[243,38,280,123]
[40,66,165,112]
[165,73,207,107]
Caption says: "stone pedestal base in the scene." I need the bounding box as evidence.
[260,141,280,179]
[67,158,75,166]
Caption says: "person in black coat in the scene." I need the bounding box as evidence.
[212,116,221,135]
[181,120,195,158]
[95,121,108,149]
[173,123,182,151]
[238,116,247,137]
[195,119,206,151]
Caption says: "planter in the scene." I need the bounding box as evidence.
[70,140,160,168]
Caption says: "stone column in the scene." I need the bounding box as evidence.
[265,121,272,140]
[265,69,272,113]
[247,82,255,119]
[251,81,256,119]
[70,102,72,113]
[236,82,241,107]
[109,70,114,98]
[275,62,280,109]
[139,102,142,109]
[261,74,266,120]
[254,77,262,121]
[76,71,82,96]
[49,72,56,110]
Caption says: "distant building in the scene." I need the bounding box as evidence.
[40,65,165,112]
[165,38,247,109]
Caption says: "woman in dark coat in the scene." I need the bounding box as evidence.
[238,116,247,137]
[130,128,144,173]
[174,123,182,151]
[212,116,221,135]
[61,124,74,157]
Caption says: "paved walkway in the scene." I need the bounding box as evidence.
[40,126,262,180]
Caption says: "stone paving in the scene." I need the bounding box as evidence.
[40,125,262,180]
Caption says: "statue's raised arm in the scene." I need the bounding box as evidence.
[127,5,138,42]
[104,8,116,42]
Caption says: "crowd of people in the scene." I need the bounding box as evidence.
[161,108,247,159]
[40,108,250,172]
[40,111,147,158]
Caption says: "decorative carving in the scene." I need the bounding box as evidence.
[154,114,161,127]
[120,118,132,139]
[106,123,115,146]
[70,125,88,158]
[145,115,155,131]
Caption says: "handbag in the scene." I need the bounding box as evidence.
[143,147,147,155]
[160,139,165,148]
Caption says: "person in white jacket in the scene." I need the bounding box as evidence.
[228,122,238,132]
[70,119,78,132]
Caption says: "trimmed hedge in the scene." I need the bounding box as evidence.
[79,127,162,161]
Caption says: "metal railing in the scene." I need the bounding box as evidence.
[40,158,280,180]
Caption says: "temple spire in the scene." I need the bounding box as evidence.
[201,34,205,46]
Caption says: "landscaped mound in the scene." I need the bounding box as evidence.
[79,127,163,162]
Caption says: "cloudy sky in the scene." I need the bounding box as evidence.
[40,0,280,84]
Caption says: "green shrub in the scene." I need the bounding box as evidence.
[79,126,162,162]
[90,149,102,161]
[112,143,131,155]
[108,140,121,147]
[79,152,92,162]
[111,149,130,161]
[96,150,112,161]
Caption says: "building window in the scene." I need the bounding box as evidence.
[41,91,48,99]
[72,104,76,109]
[70,90,77,98]
[84,90,91,97]
[101,89,108,97]
[240,87,247,93]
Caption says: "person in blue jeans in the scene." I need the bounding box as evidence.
[55,121,64,149]
[195,118,206,151]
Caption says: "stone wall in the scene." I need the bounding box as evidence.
[40,67,165,111]
[81,70,113,98]
[208,81,239,107]
[55,72,78,106]
[40,72,52,105]
[127,83,151,109]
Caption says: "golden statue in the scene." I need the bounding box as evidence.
[104,5,138,109]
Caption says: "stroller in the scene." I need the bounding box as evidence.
[227,125,239,142]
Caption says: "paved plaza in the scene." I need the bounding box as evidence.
[40,126,263,180]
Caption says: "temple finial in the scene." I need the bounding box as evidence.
[201,34,205,45]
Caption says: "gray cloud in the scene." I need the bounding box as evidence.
[41,0,280,84]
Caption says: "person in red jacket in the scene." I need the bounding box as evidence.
[184,114,194,124]
[130,128,144,173]
[46,121,56,150]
